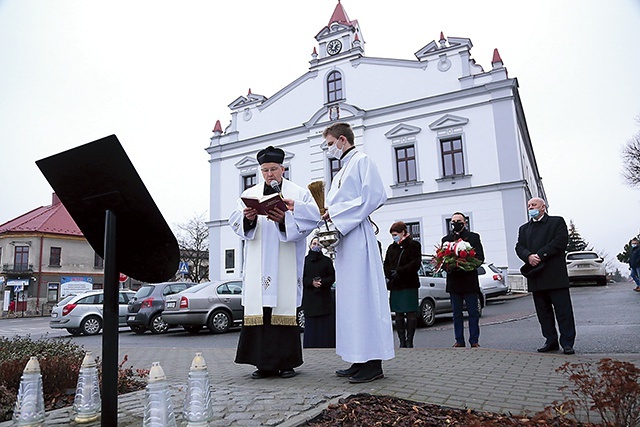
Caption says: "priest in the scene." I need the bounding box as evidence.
[229,146,319,379]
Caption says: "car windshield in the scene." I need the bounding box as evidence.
[134,286,155,298]
[567,252,599,261]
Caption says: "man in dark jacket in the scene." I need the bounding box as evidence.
[629,238,640,292]
[441,212,484,348]
[516,197,576,355]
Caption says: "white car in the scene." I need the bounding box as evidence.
[566,251,607,286]
[50,290,135,335]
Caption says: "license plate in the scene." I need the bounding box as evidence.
[577,264,591,268]
[128,315,136,321]
[166,301,176,308]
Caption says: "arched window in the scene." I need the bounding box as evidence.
[327,71,343,103]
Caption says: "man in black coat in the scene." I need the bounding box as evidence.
[516,197,576,355]
[442,212,484,348]
[629,238,640,292]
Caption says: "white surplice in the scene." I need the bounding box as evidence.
[326,149,395,363]
[229,179,319,325]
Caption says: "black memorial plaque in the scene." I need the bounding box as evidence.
[36,134,179,283]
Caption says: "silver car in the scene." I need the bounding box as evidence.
[417,256,509,327]
[49,290,135,336]
[162,280,243,334]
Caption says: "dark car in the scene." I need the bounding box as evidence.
[126,282,193,334]
[163,280,244,334]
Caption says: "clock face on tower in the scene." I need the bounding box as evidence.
[326,39,342,56]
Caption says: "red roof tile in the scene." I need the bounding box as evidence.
[0,194,83,236]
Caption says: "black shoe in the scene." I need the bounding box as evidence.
[562,346,575,355]
[348,360,383,384]
[251,369,277,379]
[537,342,560,353]
[335,363,363,377]
[279,369,296,378]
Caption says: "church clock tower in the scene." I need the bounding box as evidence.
[312,0,364,63]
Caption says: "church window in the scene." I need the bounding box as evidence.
[395,145,417,183]
[406,222,421,243]
[242,174,257,190]
[440,137,465,177]
[327,71,343,103]
[329,158,342,183]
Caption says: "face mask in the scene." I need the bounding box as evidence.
[310,245,322,252]
[392,235,401,243]
[451,222,465,232]
[528,209,540,219]
[632,244,638,249]
[326,142,343,159]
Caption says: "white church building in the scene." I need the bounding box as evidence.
[206,1,545,291]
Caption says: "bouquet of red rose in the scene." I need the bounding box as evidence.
[433,239,482,273]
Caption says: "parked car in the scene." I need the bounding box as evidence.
[163,280,244,334]
[417,256,509,327]
[566,251,607,286]
[126,282,194,334]
[50,290,135,336]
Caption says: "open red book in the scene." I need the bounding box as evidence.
[241,193,287,216]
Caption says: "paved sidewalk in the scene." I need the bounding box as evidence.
[4,346,638,426]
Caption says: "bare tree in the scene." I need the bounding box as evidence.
[173,213,209,283]
[621,116,640,187]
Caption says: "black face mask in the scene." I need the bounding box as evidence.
[451,222,465,233]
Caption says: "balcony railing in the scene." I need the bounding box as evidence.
[1,263,34,273]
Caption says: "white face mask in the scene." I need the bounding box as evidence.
[326,142,343,159]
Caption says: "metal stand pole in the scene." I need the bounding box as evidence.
[101,210,118,426]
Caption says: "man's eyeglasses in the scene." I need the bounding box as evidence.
[260,167,281,174]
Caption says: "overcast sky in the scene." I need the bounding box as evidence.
[1,1,639,271]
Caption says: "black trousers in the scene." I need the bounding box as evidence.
[532,288,576,348]
[235,307,303,371]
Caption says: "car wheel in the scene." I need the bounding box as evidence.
[66,328,82,336]
[419,299,436,327]
[80,316,102,335]
[477,295,484,318]
[130,325,146,334]
[149,314,169,334]
[297,308,305,330]
[208,309,231,334]
[183,325,203,334]
[598,277,607,286]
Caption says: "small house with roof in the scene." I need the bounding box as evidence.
[0,194,105,315]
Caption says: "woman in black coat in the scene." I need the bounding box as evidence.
[302,237,336,348]
[383,221,422,348]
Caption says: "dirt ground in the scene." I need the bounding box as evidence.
[303,394,600,427]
